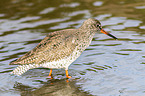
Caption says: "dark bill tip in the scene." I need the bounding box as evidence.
[101,29,118,40]
[107,33,118,40]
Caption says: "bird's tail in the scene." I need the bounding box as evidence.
[11,64,41,76]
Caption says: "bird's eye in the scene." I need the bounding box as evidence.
[96,24,102,30]
[96,24,100,27]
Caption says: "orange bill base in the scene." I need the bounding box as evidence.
[101,29,118,40]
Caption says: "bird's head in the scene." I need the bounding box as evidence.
[80,18,117,40]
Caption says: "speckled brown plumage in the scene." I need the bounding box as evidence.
[9,18,117,78]
[10,30,78,65]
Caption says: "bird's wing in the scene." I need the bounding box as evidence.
[9,29,78,65]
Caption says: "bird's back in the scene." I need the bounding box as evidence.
[9,29,79,65]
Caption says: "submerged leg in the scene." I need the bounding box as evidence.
[48,69,53,79]
[65,70,71,79]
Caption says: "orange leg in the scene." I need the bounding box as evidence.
[48,69,53,79]
[65,70,71,79]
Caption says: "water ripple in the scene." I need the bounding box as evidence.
[0,0,145,96]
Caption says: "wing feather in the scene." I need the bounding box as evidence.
[9,29,78,65]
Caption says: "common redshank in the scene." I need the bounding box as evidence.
[9,18,117,78]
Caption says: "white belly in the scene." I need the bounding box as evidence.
[41,50,81,70]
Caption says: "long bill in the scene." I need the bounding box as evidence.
[101,29,117,40]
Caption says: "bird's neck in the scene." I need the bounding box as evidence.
[79,23,97,30]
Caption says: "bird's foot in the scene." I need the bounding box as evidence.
[66,76,71,82]
[66,75,71,79]
[47,75,53,79]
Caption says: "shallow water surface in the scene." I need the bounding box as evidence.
[1,0,145,96]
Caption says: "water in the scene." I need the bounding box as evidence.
[0,0,145,96]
